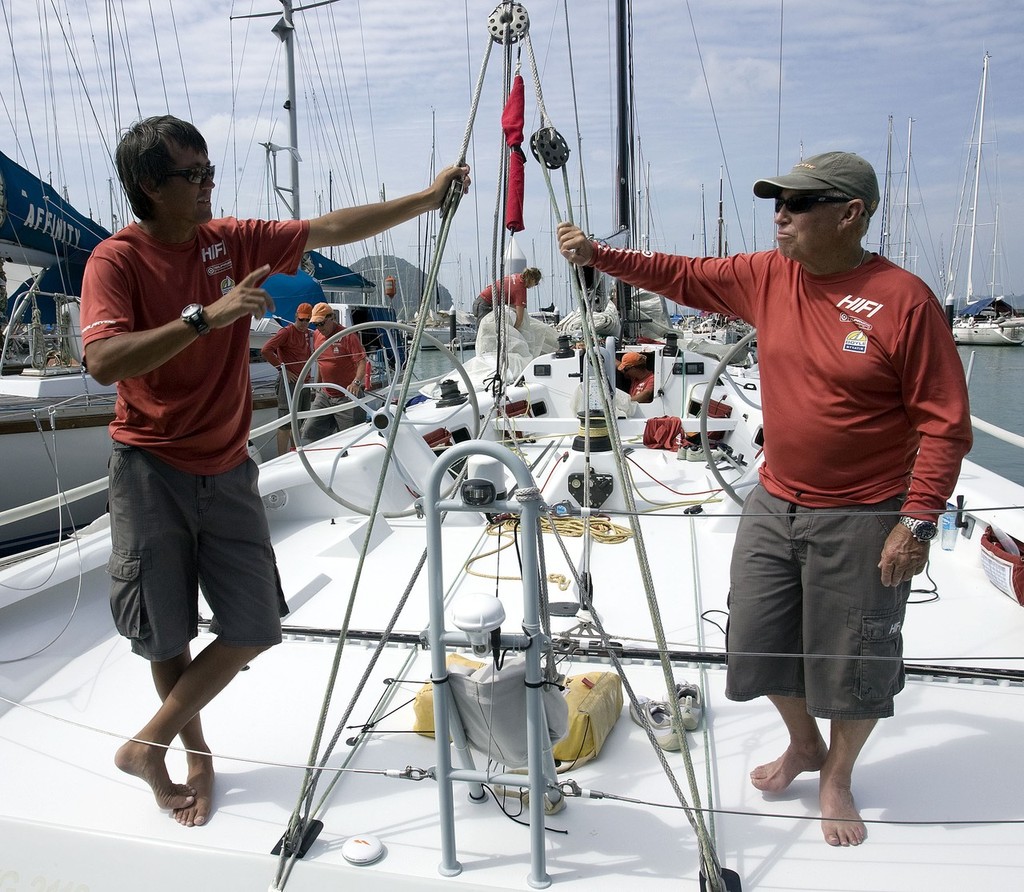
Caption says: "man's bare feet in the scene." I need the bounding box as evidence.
[820,778,867,846]
[173,749,215,827]
[750,739,828,793]
[115,738,195,811]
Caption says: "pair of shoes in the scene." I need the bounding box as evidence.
[673,681,703,732]
[629,696,680,751]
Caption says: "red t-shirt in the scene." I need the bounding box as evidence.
[313,328,367,388]
[478,273,529,309]
[590,244,972,516]
[630,371,655,398]
[262,323,313,382]
[80,217,309,474]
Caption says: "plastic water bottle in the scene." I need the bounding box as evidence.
[940,502,958,551]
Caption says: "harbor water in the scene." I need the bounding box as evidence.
[959,345,1024,486]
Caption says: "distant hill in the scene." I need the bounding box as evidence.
[351,254,453,319]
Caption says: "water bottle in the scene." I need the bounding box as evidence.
[940,502,958,551]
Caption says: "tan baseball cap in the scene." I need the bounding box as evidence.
[753,152,880,216]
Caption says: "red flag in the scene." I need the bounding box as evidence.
[502,74,526,233]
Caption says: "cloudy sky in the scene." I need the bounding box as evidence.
[3,0,1023,312]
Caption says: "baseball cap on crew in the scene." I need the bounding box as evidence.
[295,302,313,320]
[753,152,880,216]
[617,351,647,371]
[310,302,333,323]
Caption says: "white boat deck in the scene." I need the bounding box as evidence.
[2,349,1024,891]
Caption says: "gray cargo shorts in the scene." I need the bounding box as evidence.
[106,443,287,661]
[724,485,910,720]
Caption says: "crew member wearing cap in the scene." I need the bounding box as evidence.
[557,151,971,847]
[302,302,368,442]
[260,301,314,456]
[618,351,654,403]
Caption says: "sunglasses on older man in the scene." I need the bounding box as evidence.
[165,164,216,185]
[773,194,853,215]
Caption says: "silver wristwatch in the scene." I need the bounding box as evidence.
[181,303,210,336]
[899,516,937,542]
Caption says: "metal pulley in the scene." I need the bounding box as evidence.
[487,3,529,44]
[529,127,570,170]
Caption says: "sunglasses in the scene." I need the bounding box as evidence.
[296,317,311,323]
[165,164,216,185]
[774,194,852,214]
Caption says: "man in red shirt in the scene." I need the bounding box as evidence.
[473,266,542,329]
[80,114,468,827]
[558,151,971,848]
[260,301,314,455]
[618,351,655,403]
[301,301,368,441]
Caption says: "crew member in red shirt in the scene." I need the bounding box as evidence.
[260,301,313,455]
[618,351,655,403]
[472,266,542,329]
[558,151,971,848]
[80,114,468,828]
[301,301,368,441]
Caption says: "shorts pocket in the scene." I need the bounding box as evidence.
[847,607,905,701]
[107,548,146,639]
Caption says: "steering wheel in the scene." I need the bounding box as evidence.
[288,320,481,517]
[699,329,760,507]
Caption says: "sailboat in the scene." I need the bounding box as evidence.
[2,4,1024,892]
[946,54,1023,346]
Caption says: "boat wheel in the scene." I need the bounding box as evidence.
[289,321,480,517]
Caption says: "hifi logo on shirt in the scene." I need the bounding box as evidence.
[843,330,868,354]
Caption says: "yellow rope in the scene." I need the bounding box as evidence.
[464,514,633,585]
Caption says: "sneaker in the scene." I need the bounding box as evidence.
[673,681,703,731]
[629,696,680,751]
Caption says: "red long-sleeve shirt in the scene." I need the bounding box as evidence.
[590,244,972,517]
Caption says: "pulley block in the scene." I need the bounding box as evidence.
[488,3,529,44]
[530,127,570,170]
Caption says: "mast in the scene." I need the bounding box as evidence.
[965,52,989,304]
[266,0,301,220]
[899,118,913,271]
[613,0,634,338]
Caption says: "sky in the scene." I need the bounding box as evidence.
[3,0,1023,314]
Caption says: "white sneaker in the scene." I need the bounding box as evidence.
[629,696,680,751]
[673,681,703,731]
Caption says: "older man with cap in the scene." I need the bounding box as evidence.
[557,151,971,847]
[260,301,314,456]
[302,302,368,442]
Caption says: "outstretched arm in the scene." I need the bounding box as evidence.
[305,165,470,251]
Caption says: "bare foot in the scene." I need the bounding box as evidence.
[750,740,828,793]
[115,738,195,811]
[820,778,866,847]
[173,749,215,827]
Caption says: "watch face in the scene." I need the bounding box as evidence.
[916,522,938,541]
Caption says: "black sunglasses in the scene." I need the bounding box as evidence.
[165,164,216,185]
[773,194,852,215]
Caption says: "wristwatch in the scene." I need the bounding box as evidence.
[181,303,210,336]
[899,516,938,541]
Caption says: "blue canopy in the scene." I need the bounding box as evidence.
[262,252,375,322]
[0,150,110,266]
[302,251,375,290]
[961,296,1016,317]
[261,269,325,322]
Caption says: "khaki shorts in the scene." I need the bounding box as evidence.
[106,444,287,661]
[724,485,909,720]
